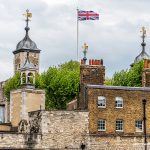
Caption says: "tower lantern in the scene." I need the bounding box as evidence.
[20,51,36,88]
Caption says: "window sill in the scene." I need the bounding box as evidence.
[98,130,106,132]
[115,107,123,109]
[136,131,143,133]
[98,106,106,108]
[116,130,123,132]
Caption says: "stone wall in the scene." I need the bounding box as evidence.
[29,110,89,149]
[10,88,45,127]
[14,52,40,73]
[88,135,150,150]
[1,110,150,149]
[0,133,25,148]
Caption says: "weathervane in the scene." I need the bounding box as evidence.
[23,9,32,35]
[82,43,88,64]
[140,27,147,52]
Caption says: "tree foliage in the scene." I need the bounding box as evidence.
[36,60,80,109]
[4,72,21,101]
[108,60,144,87]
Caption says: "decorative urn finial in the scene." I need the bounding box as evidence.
[82,43,88,64]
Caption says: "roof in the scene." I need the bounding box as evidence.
[13,21,41,54]
[86,84,150,91]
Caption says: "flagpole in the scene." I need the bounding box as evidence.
[77,8,79,61]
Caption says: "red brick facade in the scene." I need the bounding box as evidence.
[87,85,150,136]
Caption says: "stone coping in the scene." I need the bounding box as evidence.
[11,88,45,93]
[89,133,150,137]
[28,109,88,113]
[87,84,150,91]
[0,123,11,126]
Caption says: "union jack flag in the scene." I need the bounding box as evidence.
[78,10,99,21]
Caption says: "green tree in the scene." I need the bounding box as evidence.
[111,69,129,86]
[4,72,21,101]
[109,60,144,87]
[127,60,143,87]
[36,60,80,110]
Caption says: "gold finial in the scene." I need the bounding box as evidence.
[141,26,146,36]
[23,9,32,18]
[82,43,88,64]
[83,43,88,52]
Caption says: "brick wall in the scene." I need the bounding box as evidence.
[78,60,105,110]
[142,59,150,87]
[87,85,150,136]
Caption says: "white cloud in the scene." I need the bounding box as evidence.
[0,0,150,81]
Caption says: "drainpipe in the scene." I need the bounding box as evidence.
[143,99,147,150]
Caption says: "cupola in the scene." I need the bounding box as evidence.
[131,27,150,66]
[13,9,40,54]
[20,51,36,88]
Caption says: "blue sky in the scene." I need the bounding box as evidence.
[0,0,150,81]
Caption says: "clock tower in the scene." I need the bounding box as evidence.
[13,10,41,74]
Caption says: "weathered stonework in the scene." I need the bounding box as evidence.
[10,88,45,127]
[29,110,89,149]
[14,52,40,73]
[0,110,89,149]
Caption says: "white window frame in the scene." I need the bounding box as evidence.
[135,120,143,132]
[116,120,123,132]
[115,97,123,108]
[98,96,106,108]
[98,119,106,131]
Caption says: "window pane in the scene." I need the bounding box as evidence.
[115,97,123,108]
[98,119,106,131]
[135,121,143,132]
[116,120,123,131]
[98,96,106,107]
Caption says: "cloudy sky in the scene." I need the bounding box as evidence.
[0,0,150,81]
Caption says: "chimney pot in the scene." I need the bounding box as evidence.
[101,59,103,65]
[89,59,92,65]
[92,59,94,65]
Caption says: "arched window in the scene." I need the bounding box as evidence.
[21,73,26,84]
[27,72,34,84]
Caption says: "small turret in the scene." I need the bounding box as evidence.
[131,27,150,66]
